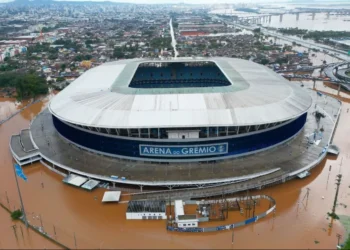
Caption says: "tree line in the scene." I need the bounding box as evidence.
[0,72,48,99]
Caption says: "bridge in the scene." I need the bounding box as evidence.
[323,62,350,90]
[221,8,350,24]
[275,64,333,74]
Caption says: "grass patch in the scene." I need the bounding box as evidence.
[328,212,340,220]
[338,215,350,249]
[11,209,22,220]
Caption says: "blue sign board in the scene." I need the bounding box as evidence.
[139,143,228,157]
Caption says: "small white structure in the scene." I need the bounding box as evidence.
[174,200,198,228]
[63,174,88,187]
[126,200,166,220]
[102,191,121,203]
[167,130,199,139]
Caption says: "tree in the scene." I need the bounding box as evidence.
[56,77,65,82]
[113,48,125,59]
[260,58,270,65]
[253,28,261,33]
[61,64,66,71]
[11,209,23,220]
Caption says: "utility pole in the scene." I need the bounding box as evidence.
[336,233,342,246]
[12,164,28,228]
[252,200,257,217]
[169,195,172,219]
[331,174,342,217]
[231,230,234,244]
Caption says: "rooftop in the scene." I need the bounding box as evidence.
[49,57,312,128]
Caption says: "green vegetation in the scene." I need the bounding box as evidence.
[149,37,172,50]
[253,28,261,33]
[346,71,350,77]
[304,31,350,40]
[53,39,81,51]
[0,72,48,99]
[328,212,340,220]
[278,28,308,36]
[260,58,270,65]
[0,58,20,71]
[26,43,58,59]
[74,54,92,61]
[56,77,65,82]
[112,44,139,59]
[235,7,258,13]
[11,209,23,220]
[338,215,350,249]
[343,238,350,249]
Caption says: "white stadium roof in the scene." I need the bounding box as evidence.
[49,57,312,128]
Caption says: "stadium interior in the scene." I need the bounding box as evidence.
[129,61,231,88]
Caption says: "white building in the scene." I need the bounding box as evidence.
[174,200,198,228]
[126,200,167,220]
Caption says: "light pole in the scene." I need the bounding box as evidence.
[331,174,342,217]
[12,164,28,228]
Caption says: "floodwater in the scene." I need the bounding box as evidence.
[0,98,30,121]
[265,13,350,31]
[212,9,350,31]
[1,83,350,249]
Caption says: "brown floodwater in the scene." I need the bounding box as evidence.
[0,85,350,249]
[0,98,31,121]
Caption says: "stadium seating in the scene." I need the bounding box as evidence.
[129,65,231,88]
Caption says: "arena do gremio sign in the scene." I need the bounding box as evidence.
[139,143,228,157]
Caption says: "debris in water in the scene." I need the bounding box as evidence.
[314,240,320,244]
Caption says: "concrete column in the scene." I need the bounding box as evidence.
[296,13,299,21]
[140,185,143,192]
[113,182,115,188]
[312,13,316,20]
[313,79,316,89]
[279,14,283,22]
[269,15,272,22]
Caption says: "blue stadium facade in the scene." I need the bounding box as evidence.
[52,112,307,162]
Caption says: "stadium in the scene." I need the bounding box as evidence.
[49,57,311,162]
[11,57,341,197]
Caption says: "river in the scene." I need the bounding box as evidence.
[211,10,350,32]
[1,83,350,248]
[169,18,178,58]
[264,13,350,32]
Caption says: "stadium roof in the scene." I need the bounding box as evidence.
[49,57,312,128]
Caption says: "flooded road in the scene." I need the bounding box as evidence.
[169,19,178,58]
[1,84,350,249]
